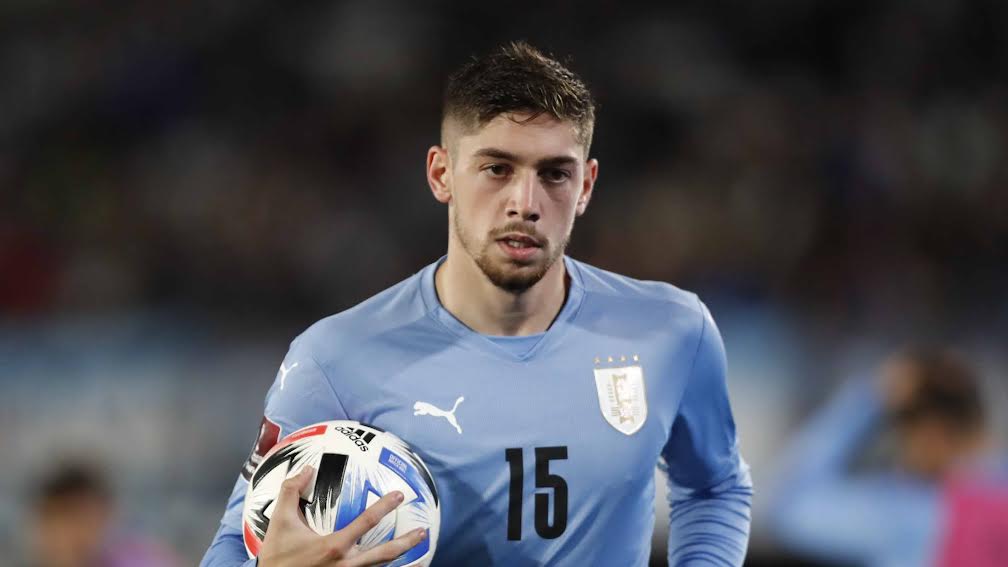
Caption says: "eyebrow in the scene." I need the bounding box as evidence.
[472,147,580,169]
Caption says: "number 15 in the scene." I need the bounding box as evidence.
[505,446,568,541]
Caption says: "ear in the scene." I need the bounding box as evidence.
[575,158,599,216]
[427,145,452,204]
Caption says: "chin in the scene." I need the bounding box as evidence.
[478,255,552,294]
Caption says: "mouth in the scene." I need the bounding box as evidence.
[496,233,542,250]
[494,232,543,262]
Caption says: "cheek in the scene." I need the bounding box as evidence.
[905,430,940,463]
[453,194,496,238]
[545,191,579,227]
[456,175,503,212]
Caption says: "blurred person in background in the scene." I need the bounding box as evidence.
[25,461,180,567]
[767,348,1008,567]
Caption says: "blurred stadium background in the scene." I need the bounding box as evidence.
[2,1,1006,565]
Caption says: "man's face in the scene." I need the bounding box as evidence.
[32,494,112,567]
[434,112,598,293]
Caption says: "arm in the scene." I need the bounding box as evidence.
[200,336,349,567]
[663,301,753,567]
[765,377,903,562]
[201,523,257,567]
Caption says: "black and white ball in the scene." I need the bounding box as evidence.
[241,420,440,566]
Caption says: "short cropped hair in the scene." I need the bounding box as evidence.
[442,41,596,153]
[32,461,110,509]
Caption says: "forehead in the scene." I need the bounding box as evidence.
[456,113,584,161]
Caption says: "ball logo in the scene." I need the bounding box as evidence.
[386,452,408,475]
[333,425,376,451]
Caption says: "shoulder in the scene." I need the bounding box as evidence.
[569,257,707,325]
[292,268,435,360]
[568,258,716,365]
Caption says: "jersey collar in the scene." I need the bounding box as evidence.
[419,255,586,362]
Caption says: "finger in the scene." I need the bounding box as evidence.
[329,491,404,545]
[341,528,428,567]
[273,465,314,525]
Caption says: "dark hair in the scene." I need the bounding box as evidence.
[442,41,596,152]
[891,348,985,432]
[32,462,111,508]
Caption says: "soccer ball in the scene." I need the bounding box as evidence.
[241,420,440,565]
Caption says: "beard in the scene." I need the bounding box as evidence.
[453,206,569,294]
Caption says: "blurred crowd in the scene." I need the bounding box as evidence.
[2,1,1006,565]
[3,1,1005,333]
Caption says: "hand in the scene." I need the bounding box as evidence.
[257,466,428,567]
[878,355,920,414]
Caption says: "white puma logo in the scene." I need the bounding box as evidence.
[279,362,298,390]
[413,396,464,434]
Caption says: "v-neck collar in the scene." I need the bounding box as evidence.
[419,255,586,362]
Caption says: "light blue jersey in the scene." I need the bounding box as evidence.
[201,256,752,566]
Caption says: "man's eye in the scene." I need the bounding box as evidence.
[541,169,571,183]
[487,164,511,177]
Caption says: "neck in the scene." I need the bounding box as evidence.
[435,239,568,336]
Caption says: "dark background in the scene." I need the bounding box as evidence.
[2,1,1006,564]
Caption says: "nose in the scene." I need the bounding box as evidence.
[505,171,541,222]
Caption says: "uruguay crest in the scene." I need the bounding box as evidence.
[593,358,648,435]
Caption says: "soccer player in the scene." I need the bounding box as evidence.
[767,348,1008,566]
[201,41,752,567]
